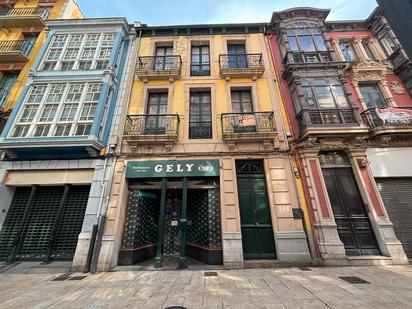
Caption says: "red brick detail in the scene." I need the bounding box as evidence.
[0,63,24,72]
[356,159,385,217]
[309,159,330,218]
[0,0,18,8]
[22,27,43,36]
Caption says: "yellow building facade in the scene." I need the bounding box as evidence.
[0,0,83,132]
[97,24,312,270]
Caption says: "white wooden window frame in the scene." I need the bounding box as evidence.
[42,32,116,71]
[10,82,103,138]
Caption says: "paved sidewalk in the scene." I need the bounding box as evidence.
[0,265,412,308]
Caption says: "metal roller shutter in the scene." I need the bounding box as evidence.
[376,178,412,258]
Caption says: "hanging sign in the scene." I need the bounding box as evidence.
[376,107,412,125]
[126,160,220,178]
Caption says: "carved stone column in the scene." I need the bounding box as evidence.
[353,38,367,62]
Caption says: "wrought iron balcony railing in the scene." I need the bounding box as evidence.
[219,53,264,79]
[221,112,275,135]
[296,108,362,134]
[135,56,182,81]
[0,40,33,60]
[361,107,412,131]
[0,86,11,111]
[189,121,212,139]
[124,114,180,145]
[283,51,334,66]
[0,7,50,18]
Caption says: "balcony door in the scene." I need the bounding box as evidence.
[359,84,387,109]
[145,92,168,134]
[189,91,212,139]
[227,43,247,68]
[154,46,173,70]
[0,74,17,109]
[231,90,256,133]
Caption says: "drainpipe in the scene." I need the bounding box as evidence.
[265,32,316,259]
[88,25,143,274]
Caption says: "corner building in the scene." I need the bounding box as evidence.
[268,8,408,265]
[97,23,311,270]
[0,18,132,271]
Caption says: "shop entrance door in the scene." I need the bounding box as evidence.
[236,160,276,260]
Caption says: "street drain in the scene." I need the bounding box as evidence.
[298,267,312,271]
[204,271,218,277]
[164,307,187,309]
[339,276,370,284]
[51,273,72,281]
[68,276,87,281]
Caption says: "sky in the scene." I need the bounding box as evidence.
[76,0,378,25]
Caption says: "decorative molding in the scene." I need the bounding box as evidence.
[389,81,406,95]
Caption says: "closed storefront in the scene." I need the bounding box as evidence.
[367,148,412,258]
[0,185,90,262]
[376,178,412,257]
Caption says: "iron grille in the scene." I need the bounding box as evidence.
[0,187,31,259]
[189,121,212,139]
[124,114,180,136]
[235,160,265,175]
[219,53,263,69]
[221,112,275,135]
[0,185,90,261]
[16,186,65,260]
[52,186,90,259]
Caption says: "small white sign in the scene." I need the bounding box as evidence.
[171,220,178,226]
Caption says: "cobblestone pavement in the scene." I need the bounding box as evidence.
[1,265,412,308]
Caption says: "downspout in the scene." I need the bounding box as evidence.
[265,31,317,259]
[88,25,143,273]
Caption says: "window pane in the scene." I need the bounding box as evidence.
[60,103,78,121]
[39,104,58,122]
[19,105,38,122]
[314,35,327,51]
[362,40,375,60]
[314,86,335,108]
[33,124,50,137]
[288,37,299,51]
[302,87,316,108]
[12,125,30,137]
[359,84,387,108]
[54,124,72,136]
[339,42,357,61]
[381,34,397,55]
[298,36,316,52]
[331,85,349,108]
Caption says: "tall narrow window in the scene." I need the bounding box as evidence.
[231,90,253,113]
[154,46,173,70]
[145,92,168,134]
[189,91,212,139]
[362,40,375,60]
[227,43,247,68]
[380,33,397,56]
[339,41,357,61]
[359,84,387,109]
[191,44,210,76]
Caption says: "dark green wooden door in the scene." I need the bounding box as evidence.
[237,177,276,260]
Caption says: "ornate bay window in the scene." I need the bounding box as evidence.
[11,82,102,138]
[294,78,361,131]
[283,21,332,64]
[42,32,116,71]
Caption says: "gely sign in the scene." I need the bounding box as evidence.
[126,160,220,178]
